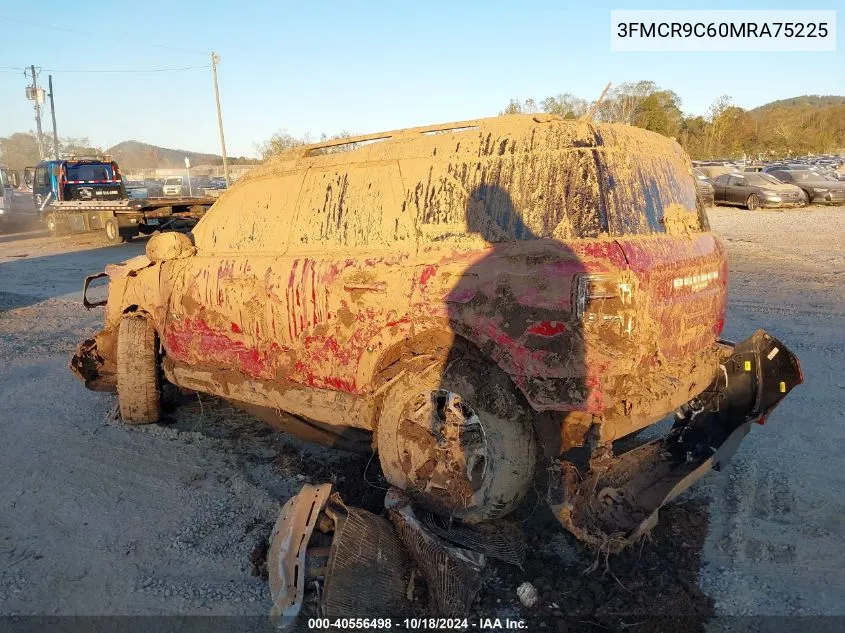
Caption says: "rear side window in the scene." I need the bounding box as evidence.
[66,163,113,181]
[401,126,701,241]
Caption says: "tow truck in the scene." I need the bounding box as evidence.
[30,155,217,244]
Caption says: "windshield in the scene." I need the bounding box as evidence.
[165,177,182,185]
[66,163,114,181]
[746,173,781,186]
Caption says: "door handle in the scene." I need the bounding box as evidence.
[343,282,387,292]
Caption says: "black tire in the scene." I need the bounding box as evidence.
[104,218,125,244]
[45,213,59,236]
[746,194,760,211]
[116,317,160,424]
[376,355,538,523]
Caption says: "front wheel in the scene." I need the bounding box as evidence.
[746,194,760,210]
[116,317,161,424]
[45,213,59,236]
[376,355,538,523]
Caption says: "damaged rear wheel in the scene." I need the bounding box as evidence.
[117,316,161,424]
[376,356,538,523]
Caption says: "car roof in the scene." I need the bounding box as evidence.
[257,114,685,175]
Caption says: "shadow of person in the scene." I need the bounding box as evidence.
[389,182,592,524]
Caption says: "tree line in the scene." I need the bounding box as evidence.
[501,83,845,159]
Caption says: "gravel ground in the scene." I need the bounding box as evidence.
[1,207,843,629]
[700,206,845,624]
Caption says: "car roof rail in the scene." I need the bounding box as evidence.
[291,119,487,158]
[60,154,114,163]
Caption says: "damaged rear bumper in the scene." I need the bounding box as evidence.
[549,329,802,551]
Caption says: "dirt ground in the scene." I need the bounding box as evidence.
[1,207,844,630]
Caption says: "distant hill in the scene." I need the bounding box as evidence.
[749,94,845,114]
[105,141,225,170]
[105,141,260,170]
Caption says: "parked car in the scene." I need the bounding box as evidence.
[712,172,806,209]
[123,179,149,200]
[71,116,800,548]
[162,176,185,197]
[693,168,715,206]
[768,170,845,204]
[144,179,164,197]
[762,163,818,174]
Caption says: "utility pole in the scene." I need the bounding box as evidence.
[210,52,230,188]
[25,65,46,159]
[48,75,59,159]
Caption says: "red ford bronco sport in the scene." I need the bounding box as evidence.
[72,115,801,544]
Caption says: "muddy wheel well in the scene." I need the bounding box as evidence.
[371,330,482,390]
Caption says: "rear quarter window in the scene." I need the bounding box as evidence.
[599,131,700,236]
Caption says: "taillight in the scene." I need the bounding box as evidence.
[572,273,635,346]
[572,273,632,319]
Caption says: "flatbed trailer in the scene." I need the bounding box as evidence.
[42,196,216,244]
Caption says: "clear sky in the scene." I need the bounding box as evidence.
[1,0,841,157]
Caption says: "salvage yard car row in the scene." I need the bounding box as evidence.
[693,157,845,210]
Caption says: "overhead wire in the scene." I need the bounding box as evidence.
[0,14,207,56]
[1,65,211,74]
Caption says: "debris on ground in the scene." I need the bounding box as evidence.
[516,581,538,608]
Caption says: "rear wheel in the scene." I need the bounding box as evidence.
[376,355,538,523]
[746,194,760,210]
[116,317,161,424]
[104,218,125,244]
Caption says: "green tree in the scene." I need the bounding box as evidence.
[633,90,683,137]
[541,94,588,119]
[0,132,41,172]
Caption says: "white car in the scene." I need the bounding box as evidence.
[162,176,184,197]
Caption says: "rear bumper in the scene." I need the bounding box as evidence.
[549,329,802,550]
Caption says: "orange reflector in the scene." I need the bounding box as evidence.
[744,360,752,371]
[780,381,786,393]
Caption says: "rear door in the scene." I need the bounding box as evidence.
[727,174,747,205]
[712,174,729,204]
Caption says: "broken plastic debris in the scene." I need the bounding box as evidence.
[516,581,538,608]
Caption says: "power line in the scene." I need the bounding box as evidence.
[46,65,210,74]
[0,65,210,74]
[0,14,207,56]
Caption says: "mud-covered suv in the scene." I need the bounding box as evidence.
[72,115,801,545]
